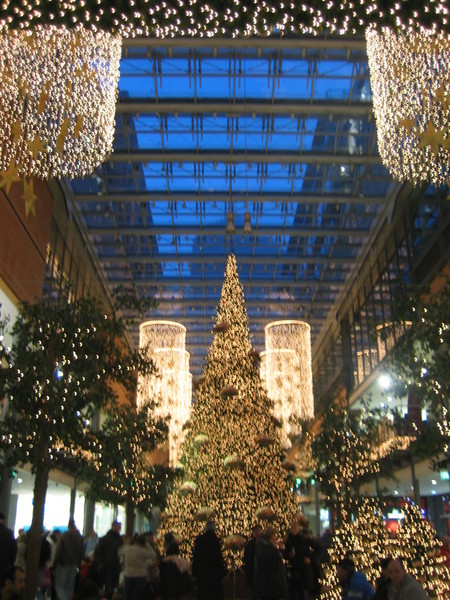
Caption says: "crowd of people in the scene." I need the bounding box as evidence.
[0,510,443,600]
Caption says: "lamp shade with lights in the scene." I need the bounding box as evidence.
[0,25,121,180]
[366,27,449,186]
[261,320,314,447]
[137,320,192,467]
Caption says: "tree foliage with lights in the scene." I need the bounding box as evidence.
[84,396,168,537]
[161,255,298,565]
[381,276,450,471]
[395,503,450,598]
[0,280,155,600]
[311,395,389,524]
[320,497,390,600]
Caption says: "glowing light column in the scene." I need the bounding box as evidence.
[138,321,192,466]
[261,320,314,447]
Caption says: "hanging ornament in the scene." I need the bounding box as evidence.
[195,507,215,521]
[221,385,238,398]
[0,25,121,180]
[366,27,449,186]
[223,453,244,470]
[256,506,276,521]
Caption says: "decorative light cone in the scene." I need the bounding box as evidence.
[366,27,450,186]
[262,320,314,447]
[0,25,121,180]
[138,320,192,467]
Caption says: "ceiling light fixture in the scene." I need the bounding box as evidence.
[0,25,121,180]
[366,27,449,186]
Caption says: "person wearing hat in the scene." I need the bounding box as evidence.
[336,557,375,600]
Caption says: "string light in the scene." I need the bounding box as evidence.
[0,25,121,180]
[261,320,314,447]
[366,27,450,186]
[137,320,192,467]
[0,1,447,38]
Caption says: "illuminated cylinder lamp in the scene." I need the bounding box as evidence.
[262,321,314,446]
[0,25,121,180]
[138,321,192,467]
[366,27,449,186]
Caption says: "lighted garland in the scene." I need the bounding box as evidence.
[366,26,450,186]
[0,25,121,180]
[0,1,447,38]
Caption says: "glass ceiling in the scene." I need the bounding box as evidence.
[66,37,397,377]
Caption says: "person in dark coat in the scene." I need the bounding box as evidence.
[255,527,288,600]
[92,520,123,599]
[0,512,17,574]
[373,557,392,600]
[283,520,313,600]
[191,521,226,600]
[54,520,84,600]
[243,525,262,600]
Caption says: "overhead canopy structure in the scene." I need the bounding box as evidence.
[64,36,428,378]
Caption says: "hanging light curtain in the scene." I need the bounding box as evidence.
[261,320,314,447]
[137,321,192,467]
[0,25,121,180]
[366,26,449,186]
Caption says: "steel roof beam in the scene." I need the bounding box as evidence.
[140,298,331,307]
[108,151,382,165]
[100,254,353,265]
[101,277,344,287]
[124,37,367,51]
[75,193,385,205]
[89,225,370,237]
[116,101,372,118]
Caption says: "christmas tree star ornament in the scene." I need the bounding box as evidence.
[0,160,21,194]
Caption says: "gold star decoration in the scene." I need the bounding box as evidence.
[73,115,83,139]
[21,178,37,217]
[1,68,12,85]
[56,118,71,154]
[37,81,51,113]
[27,135,47,159]
[0,161,21,195]
[12,120,24,143]
[75,62,93,81]
[434,85,449,111]
[418,121,446,155]
[398,117,416,134]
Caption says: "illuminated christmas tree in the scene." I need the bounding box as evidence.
[320,497,391,599]
[396,503,450,597]
[161,255,298,564]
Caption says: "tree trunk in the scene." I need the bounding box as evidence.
[24,463,49,600]
[125,494,135,538]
